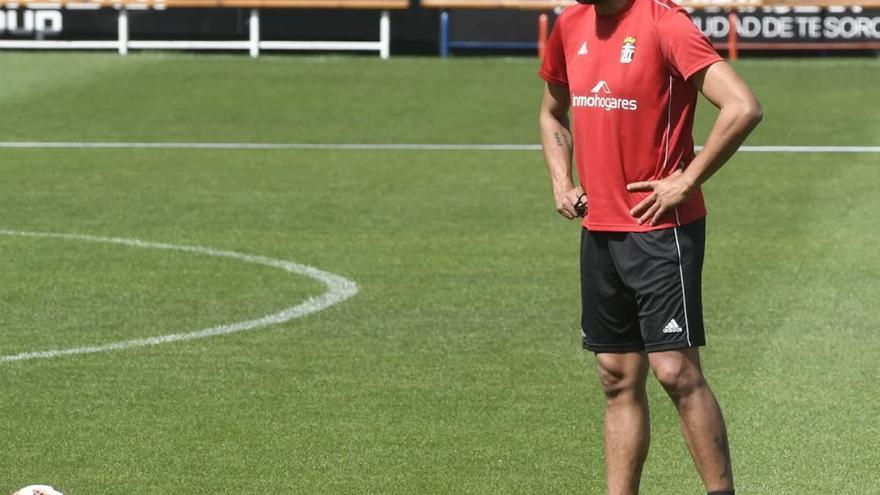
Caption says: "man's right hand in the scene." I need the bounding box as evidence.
[554,186,586,220]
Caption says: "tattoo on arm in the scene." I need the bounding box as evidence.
[553,131,572,149]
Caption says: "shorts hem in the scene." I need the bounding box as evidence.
[644,341,705,353]
[583,342,646,354]
[584,341,706,353]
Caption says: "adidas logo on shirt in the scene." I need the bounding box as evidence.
[662,319,683,334]
[577,42,588,55]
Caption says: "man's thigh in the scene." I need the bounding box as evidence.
[580,228,644,353]
[613,218,707,353]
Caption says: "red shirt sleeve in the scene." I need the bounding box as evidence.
[539,18,568,86]
[657,9,723,80]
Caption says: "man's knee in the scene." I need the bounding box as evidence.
[596,354,646,401]
[598,366,632,400]
[650,354,706,400]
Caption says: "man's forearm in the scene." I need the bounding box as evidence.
[540,111,575,194]
[627,98,762,226]
[681,100,763,191]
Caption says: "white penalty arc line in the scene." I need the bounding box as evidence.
[0,141,878,153]
[0,230,359,363]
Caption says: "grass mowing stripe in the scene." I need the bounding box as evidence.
[0,54,876,146]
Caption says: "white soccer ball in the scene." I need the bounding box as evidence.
[12,485,64,495]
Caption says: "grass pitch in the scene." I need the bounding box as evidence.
[0,53,878,494]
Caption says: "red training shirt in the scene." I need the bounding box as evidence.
[539,0,723,232]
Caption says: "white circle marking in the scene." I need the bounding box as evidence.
[0,230,359,363]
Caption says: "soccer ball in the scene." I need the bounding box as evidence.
[12,486,64,495]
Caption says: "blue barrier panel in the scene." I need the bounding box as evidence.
[439,8,542,57]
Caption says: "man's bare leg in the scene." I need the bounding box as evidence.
[648,348,734,492]
[595,352,651,495]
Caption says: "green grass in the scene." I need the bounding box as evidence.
[0,53,878,494]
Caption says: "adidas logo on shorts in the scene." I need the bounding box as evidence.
[662,318,683,334]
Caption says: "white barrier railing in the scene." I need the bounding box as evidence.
[0,2,396,58]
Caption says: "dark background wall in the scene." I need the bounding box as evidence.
[1,4,877,55]
[0,4,551,55]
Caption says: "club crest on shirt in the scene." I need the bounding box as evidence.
[620,36,636,64]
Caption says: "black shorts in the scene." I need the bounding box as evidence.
[580,217,706,353]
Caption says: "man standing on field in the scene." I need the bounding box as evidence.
[538,0,761,493]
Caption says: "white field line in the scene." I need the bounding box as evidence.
[0,141,878,153]
[0,230,358,363]
[733,146,880,153]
